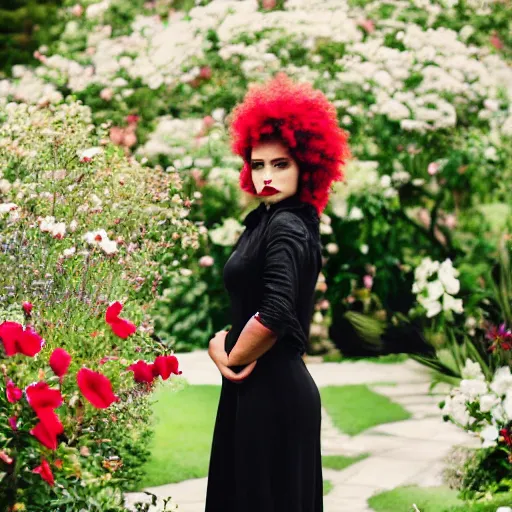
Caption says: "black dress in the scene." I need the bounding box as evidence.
[205,193,324,512]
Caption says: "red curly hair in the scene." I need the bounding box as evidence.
[229,72,351,215]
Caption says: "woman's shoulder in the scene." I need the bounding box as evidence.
[265,210,312,244]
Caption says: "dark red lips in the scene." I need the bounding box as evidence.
[258,186,280,196]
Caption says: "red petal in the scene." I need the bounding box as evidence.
[105,302,123,323]
[30,420,60,450]
[109,318,137,339]
[153,355,181,380]
[6,380,22,403]
[76,368,119,409]
[18,327,44,357]
[32,458,55,487]
[127,361,154,383]
[25,382,63,410]
[49,348,72,377]
[0,321,23,356]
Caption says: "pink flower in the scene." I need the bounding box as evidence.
[6,380,22,403]
[490,32,503,50]
[49,348,72,378]
[363,275,373,290]
[427,162,440,176]
[199,255,214,267]
[100,88,114,101]
[358,18,375,33]
[262,0,276,9]
[76,368,119,409]
[199,66,212,80]
[0,451,13,465]
[105,302,137,339]
[71,4,84,16]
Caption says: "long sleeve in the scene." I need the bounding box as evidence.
[255,212,310,340]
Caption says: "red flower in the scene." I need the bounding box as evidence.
[29,409,64,450]
[25,382,63,411]
[127,360,155,383]
[22,301,33,315]
[76,368,119,409]
[49,348,72,378]
[105,302,137,339]
[152,355,182,380]
[54,459,63,469]
[32,458,55,487]
[6,380,22,403]
[0,321,44,357]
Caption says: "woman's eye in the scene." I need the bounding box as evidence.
[251,163,263,170]
[276,161,288,168]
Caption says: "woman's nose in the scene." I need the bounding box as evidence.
[264,178,272,185]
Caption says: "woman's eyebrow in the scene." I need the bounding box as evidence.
[250,157,289,163]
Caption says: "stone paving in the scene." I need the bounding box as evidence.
[125,351,480,512]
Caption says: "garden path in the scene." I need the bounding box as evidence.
[124,351,479,512]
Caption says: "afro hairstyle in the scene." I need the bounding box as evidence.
[229,72,351,215]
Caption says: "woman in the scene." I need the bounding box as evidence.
[205,73,351,512]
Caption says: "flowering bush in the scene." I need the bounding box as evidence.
[1,0,511,362]
[441,356,512,498]
[0,99,192,509]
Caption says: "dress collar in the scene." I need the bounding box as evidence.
[242,194,315,228]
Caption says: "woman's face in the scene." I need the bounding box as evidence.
[250,139,300,206]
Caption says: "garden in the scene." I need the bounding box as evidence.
[1,0,511,510]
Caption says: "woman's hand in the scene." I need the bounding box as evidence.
[208,330,257,383]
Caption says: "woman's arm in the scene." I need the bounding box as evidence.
[227,314,278,367]
[227,212,309,367]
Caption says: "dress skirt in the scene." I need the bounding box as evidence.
[205,342,323,512]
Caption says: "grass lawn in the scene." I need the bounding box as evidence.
[323,352,409,364]
[323,480,333,496]
[138,382,220,488]
[320,385,411,436]
[139,382,406,488]
[322,453,369,470]
[368,485,512,511]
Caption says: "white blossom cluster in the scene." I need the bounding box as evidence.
[0,0,509,139]
[412,256,463,317]
[442,359,512,449]
[208,217,244,247]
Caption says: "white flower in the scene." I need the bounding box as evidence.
[417,295,442,317]
[460,379,488,401]
[442,394,469,426]
[442,293,463,314]
[504,391,512,422]
[62,247,76,258]
[491,367,512,396]
[480,393,500,413]
[78,147,103,161]
[438,259,460,295]
[325,243,339,254]
[461,359,485,381]
[348,206,364,220]
[83,229,109,245]
[426,280,444,301]
[480,424,499,448]
[99,238,117,255]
